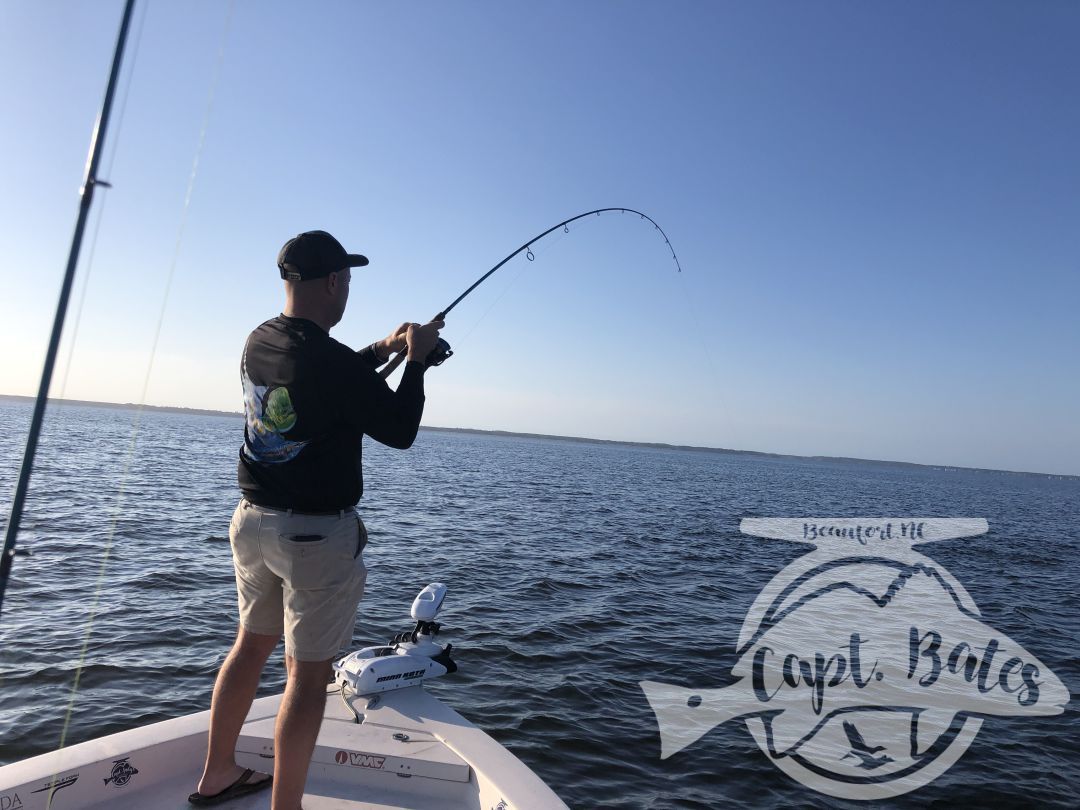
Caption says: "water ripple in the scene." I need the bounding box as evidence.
[0,401,1078,808]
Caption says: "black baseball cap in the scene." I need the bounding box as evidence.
[277,230,369,281]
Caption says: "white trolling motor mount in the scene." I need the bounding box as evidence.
[333,583,457,697]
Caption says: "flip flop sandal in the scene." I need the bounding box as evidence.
[188,768,272,806]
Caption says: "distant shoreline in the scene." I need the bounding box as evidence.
[1,393,1075,481]
[0,394,244,420]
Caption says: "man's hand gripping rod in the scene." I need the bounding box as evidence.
[379,313,452,379]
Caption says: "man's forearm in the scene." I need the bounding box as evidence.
[365,361,426,449]
[357,341,392,368]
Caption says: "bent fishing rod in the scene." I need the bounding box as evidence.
[381,207,682,378]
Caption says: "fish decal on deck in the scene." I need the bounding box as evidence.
[103,757,138,788]
[641,518,1071,800]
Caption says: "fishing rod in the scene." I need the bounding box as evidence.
[0,0,138,619]
[380,207,681,378]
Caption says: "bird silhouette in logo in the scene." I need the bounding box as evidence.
[840,721,894,770]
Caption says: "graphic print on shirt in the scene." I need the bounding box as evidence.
[241,355,306,464]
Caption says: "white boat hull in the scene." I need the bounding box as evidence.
[0,685,567,810]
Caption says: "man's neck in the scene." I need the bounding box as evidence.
[282,305,332,333]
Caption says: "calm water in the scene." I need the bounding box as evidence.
[0,400,1077,808]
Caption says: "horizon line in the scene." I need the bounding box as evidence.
[0,393,1076,481]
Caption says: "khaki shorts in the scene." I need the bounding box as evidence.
[229,499,368,661]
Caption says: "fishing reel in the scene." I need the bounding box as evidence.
[425,338,453,368]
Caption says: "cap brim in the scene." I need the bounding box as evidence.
[346,254,369,267]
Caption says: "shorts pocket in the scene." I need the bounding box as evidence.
[228,501,245,541]
[354,516,368,558]
[284,534,329,546]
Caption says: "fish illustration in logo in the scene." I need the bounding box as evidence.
[240,352,306,464]
[641,518,1071,801]
[261,386,297,433]
[103,757,138,788]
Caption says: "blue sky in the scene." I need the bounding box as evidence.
[1,1,1077,475]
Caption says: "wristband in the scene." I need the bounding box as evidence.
[371,342,390,363]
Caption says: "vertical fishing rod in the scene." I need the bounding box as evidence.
[0,0,137,619]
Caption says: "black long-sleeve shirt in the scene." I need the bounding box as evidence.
[237,315,425,510]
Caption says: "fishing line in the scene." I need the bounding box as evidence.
[453,225,571,349]
[55,0,236,755]
[676,266,720,382]
[141,2,234,404]
[58,0,150,401]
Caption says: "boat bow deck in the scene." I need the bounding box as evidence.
[0,686,567,810]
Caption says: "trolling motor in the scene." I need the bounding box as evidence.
[333,583,457,696]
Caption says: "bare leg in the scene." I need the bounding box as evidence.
[197,626,279,795]
[271,655,333,810]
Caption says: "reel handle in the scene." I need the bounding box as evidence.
[378,313,448,380]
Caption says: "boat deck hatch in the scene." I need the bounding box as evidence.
[237,715,472,783]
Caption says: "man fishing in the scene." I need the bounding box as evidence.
[189,230,443,809]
